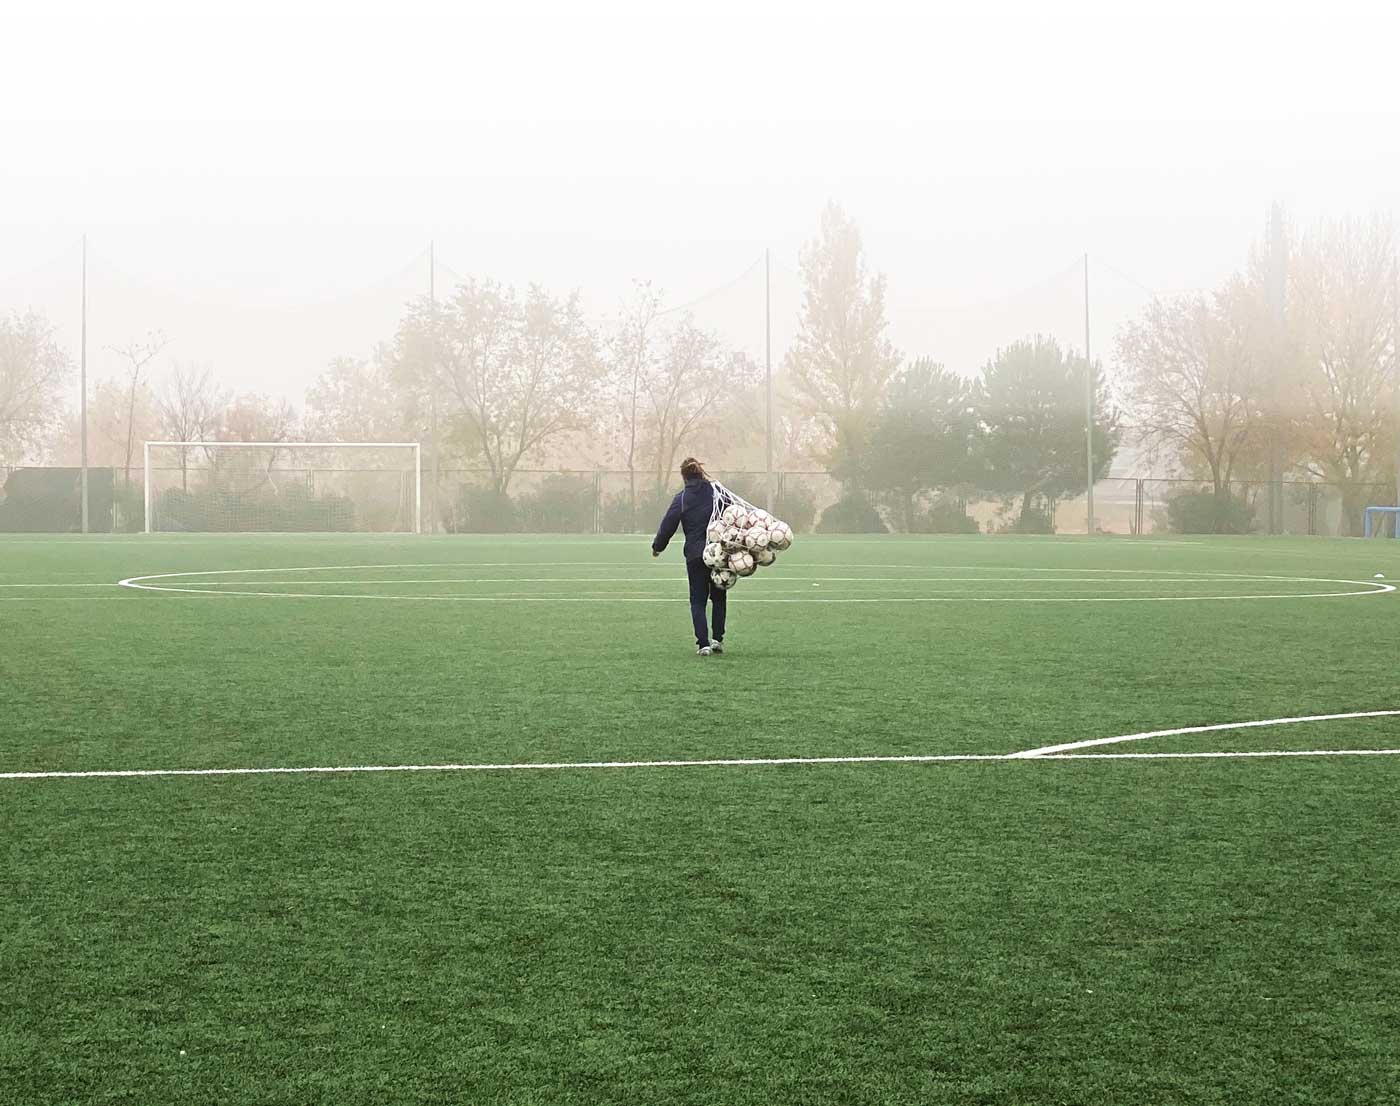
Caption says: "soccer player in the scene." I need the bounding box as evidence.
[652,457,727,656]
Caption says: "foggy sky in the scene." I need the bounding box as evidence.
[6,2,1400,403]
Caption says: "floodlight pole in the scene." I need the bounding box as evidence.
[428,241,440,535]
[1393,261,1399,521]
[765,248,774,512]
[1084,253,1095,535]
[80,234,89,534]
[142,441,151,534]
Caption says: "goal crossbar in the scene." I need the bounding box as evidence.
[143,441,422,534]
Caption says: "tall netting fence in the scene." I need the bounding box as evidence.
[5,462,1396,536]
[145,445,418,533]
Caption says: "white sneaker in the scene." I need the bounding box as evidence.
[697,645,712,657]
[710,640,724,654]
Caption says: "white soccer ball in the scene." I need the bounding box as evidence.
[702,541,727,568]
[768,522,793,551]
[706,522,726,544]
[754,547,776,567]
[711,568,738,590]
[728,550,756,577]
[744,527,770,552]
[721,525,744,551]
[721,504,746,526]
[745,508,770,529]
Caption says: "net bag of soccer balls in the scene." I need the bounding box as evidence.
[699,482,795,590]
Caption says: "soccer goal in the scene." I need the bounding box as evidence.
[143,442,421,534]
[1363,505,1400,539]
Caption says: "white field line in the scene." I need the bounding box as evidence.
[3,753,1010,780]
[113,563,1398,604]
[1032,749,1400,760]
[115,585,1396,603]
[162,575,1269,586]
[6,710,1398,783]
[1011,709,1400,757]
[0,582,124,588]
[113,562,1316,575]
[6,747,1400,782]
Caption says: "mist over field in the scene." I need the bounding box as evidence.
[3,2,1399,534]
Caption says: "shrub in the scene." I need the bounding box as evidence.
[0,467,115,532]
[601,490,669,533]
[1002,505,1055,534]
[453,485,518,533]
[816,494,888,533]
[910,498,979,534]
[774,480,818,533]
[1166,490,1255,534]
[518,474,595,533]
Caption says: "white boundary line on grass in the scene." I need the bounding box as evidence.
[115,563,1397,603]
[1011,709,1400,757]
[5,711,1397,782]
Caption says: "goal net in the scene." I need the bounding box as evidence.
[143,442,421,533]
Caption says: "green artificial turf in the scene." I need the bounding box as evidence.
[3,533,1399,1105]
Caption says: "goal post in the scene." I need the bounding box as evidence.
[143,441,422,534]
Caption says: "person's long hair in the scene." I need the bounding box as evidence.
[679,457,709,482]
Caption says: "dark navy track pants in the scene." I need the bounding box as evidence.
[685,556,727,648]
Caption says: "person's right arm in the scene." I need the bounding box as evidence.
[652,493,683,555]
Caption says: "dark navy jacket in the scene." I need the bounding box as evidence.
[652,477,715,560]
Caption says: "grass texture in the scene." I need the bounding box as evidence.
[3,533,1399,1105]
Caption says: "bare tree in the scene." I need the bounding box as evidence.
[646,317,755,496]
[156,362,228,489]
[1117,279,1264,498]
[0,311,71,466]
[108,331,168,485]
[607,281,663,527]
[1289,216,1397,533]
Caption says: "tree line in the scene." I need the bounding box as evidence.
[2,203,1396,533]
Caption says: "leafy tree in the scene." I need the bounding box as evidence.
[977,336,1119,529]
[785,203,900,483]
[1117,279,1265,500]
[0,310,70,466]
[1288,216,1397,533]
[859,358,978,530]
[304,353,409,443]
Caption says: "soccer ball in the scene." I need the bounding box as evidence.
[754,547,776,567]
[721,525,744,551]
[745,508,770,529]
[702,542,727,568]
[706,522,726,544]
[744,528,770,552]
[768,523,793,551]
[728,550,756,577]
[711,568,738,590]
[721,504,746,526]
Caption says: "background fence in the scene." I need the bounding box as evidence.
[3,465,1397,537]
